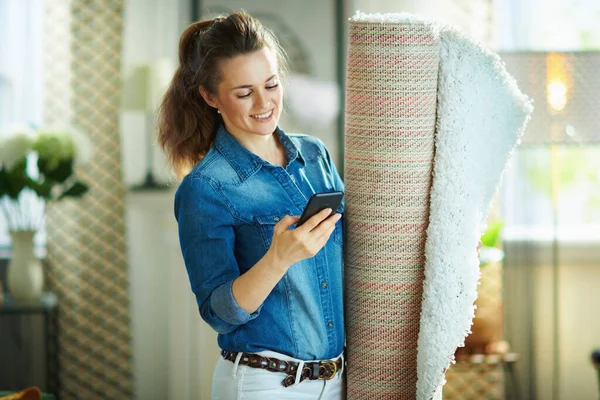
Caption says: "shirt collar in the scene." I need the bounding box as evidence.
[213,124,305,182]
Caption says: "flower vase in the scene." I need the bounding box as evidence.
[7,230,44,303]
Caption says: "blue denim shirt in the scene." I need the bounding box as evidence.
[174,124,344,360]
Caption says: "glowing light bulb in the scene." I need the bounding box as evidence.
[547,81,567,111]
[545,53,571,113]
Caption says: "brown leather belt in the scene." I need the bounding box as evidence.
[221,350,343,387]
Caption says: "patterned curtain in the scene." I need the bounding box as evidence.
[43,1,133,398]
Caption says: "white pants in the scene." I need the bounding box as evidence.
[211,350,345,400]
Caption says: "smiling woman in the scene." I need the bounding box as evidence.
[157,11,345,400]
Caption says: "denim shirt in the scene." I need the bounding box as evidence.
[174,124,345,360]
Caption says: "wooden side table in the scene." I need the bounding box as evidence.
[0,292,60,398]
[444,353,520,400]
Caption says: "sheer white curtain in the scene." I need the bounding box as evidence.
[0,0,44,126]
[0,0,45,253]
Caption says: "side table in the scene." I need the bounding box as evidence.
[0,292,60,398]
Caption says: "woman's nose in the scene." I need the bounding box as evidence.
[255,92,271,109]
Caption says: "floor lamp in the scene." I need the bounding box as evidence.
[122,60,174,190]
[500,51,600,400]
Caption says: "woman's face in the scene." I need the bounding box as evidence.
[203,47,283,140]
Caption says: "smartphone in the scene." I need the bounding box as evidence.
[296,191,344,227]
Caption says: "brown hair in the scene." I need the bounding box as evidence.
[157,11,288,178]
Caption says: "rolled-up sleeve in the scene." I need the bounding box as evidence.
[174,175,262,334]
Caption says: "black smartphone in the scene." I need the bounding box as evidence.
[296,191,344,227]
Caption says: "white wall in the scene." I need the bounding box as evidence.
[120,0,189,187]
[351,0,419,14]
[125,189,219,400]
[125,192,173,400]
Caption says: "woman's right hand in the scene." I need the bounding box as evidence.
[267,208,341,269]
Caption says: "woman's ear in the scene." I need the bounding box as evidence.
[199,86,219,109]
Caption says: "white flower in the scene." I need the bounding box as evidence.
[0,125,36,170]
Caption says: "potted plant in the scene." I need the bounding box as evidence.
[459,220,506,357]
[0,124,91,302]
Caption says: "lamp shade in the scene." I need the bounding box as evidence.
[121,59,175,112]
[500,51,600,145]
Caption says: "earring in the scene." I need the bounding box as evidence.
[217,109,221,114]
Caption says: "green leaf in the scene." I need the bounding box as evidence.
[57,181,88,200]
[5,161,29,199]
[38,157,74,183]
[480,220,504,248]
[10,159,27,175]
[26,177,53,200]
[0,168,10,197]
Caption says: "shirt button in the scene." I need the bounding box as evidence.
[273,217,280,222]
[291,176,296,182]
[327,321,333,328]
[321,282,328,289]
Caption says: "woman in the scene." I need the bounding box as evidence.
[158,11,345,399]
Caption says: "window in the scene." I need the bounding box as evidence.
[502,146,600,242]
[497,0,600,242]
[0,0,46,255]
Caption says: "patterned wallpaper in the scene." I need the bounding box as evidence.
[44,1,133,398]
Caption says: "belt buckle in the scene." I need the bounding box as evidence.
[318,360,338,380]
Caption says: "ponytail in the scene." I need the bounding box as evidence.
[157,20,218,179]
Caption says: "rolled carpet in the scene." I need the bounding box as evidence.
[343,12,532,400]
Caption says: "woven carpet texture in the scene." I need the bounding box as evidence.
[344,17,439,400]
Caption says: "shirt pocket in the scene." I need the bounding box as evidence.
[254,212,288,251]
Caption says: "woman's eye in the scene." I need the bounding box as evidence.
[236,84,277,98]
